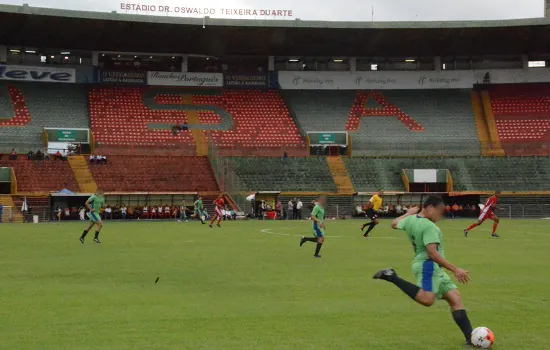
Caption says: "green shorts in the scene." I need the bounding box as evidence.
[87,211,102,223]
[412,260,457,299]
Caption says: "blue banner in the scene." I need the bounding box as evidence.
[224,74,268,87]
[99,70,147,85]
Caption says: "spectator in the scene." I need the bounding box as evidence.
[451,203,459,218]
[179,200,187,221]
[9,148,17,160]
[260,200,267,220]
[55,150,62,160]
[157,205,164,219]
[104,205,112,220]
[102,155,108,164]
[142,205,149,219]
[276,201,282,219]
[396,204,403,215]
[64,207,71,218]
[287,199,294,220]
[164,204,171,219]
[79,206,86,221]
[89,155,95,163]
[292,198,298,220]
[151,206,157,219]
[121,205,127,220]
[56,206,62,221]
[44,151,51,161]
[36,149,43,160]
[296,199,303,220]
[27,150,34,160]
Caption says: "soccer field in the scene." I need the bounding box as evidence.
[1,219,549,349]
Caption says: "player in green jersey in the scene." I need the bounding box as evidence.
[299,195,326,258]
[194,197,205,224]
[80,189,105,244]
[373,196,474,346]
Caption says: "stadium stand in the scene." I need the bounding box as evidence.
[283,89,480,156]
[488,84,550,155]
[87,156,219,192]
[230,157,337,192]
[89,88,305,156]
[344,156,550,192]
[0,82,89,153]
[0,158,79,192]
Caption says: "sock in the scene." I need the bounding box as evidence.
[466,223,478,231]
[492,222,499,234]
[81,230,88,238]
[388,275,421,300]
[217,217,222,225]
[305,237,317,242]
[364,222,377,235]
[94,231,100,239]
[452,309,473,341]
[314,242,323,256]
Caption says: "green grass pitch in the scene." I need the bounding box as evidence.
[1,219,549,349]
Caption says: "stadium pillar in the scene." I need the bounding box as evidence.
[434,56,442,71]
[268,56,275,71]
[181,55,188,72]
[0,45,7,63]
[92,51,99,66]
[350,57,356,72]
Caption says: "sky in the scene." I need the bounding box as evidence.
[0,0,544,21]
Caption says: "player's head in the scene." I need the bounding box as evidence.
[96,188,104,196]
[198,196,202,200]
[377,189,384,196]
[422,196,445,222]
[317,195,327,206]
[495,190,501,197]
[218,193,223,198]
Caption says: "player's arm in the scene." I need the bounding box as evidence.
[391,206,419,229]
[425,244,469,284]
[85,196,95,212]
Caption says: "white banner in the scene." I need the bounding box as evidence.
[278,69,550,90]
[0,64,76,83]
[147,71,223,87]
[413,169,437,183]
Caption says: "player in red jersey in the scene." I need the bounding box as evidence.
[209,193,225,228]
[464,191,501,238]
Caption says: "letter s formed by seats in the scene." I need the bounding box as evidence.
[0,85,31,126]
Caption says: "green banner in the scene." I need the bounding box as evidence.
[0,167,11,182]
[308,132,347,145]
[46,128,89,143]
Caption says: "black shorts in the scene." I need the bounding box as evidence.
[365,208,378,220]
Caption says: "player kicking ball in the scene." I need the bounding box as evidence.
[194,196,205,224]
[209,193,224,228]
[299,195,326,258]
[80,189,105,244]
[464,191,501,238]
[373,197,474,346]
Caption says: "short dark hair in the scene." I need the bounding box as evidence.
[423,196,444,209]
[495,190,501,195]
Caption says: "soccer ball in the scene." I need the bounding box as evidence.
[471,327,495,348]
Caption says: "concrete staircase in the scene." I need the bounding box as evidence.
[68,156,98,193]
[325,156,355,194]
[182,94,208,156]
[0,195,24,223]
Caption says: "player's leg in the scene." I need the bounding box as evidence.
[372,267,437,307]
[209,210,220,227]
[216,209,222,227]
[443,288,473,344]
[300,224,324,258]
[464,216,485,237]
[80,220,95,243]
[93,220,103,243]
[363,217,379,237]
[489,214,500,238]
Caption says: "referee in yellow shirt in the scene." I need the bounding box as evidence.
[361,190,383,238]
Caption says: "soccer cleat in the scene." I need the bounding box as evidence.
[360,224,366,231]
[217,224,221,228]
[209,224,213,228]
[300,236,306,247]
[94,238,101,244]
[314,255,322,258]
[363,234,369,238]
[79,237,85,244]
[464,229,469,238]
[492,233,500,238]
[372,268,396,281]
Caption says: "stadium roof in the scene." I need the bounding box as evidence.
[2,4,550,56]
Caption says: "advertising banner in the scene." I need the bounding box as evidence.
[224,74,268,87]
[147,71,223,87]
[278,69,550,90]
[99,70,147,85]
[0,65,75,83]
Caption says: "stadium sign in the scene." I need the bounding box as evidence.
[224,74,268,87]
[147,71,223,87]
[279,69,550,90]
[0,65,75,83]
[99,70,147,85]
